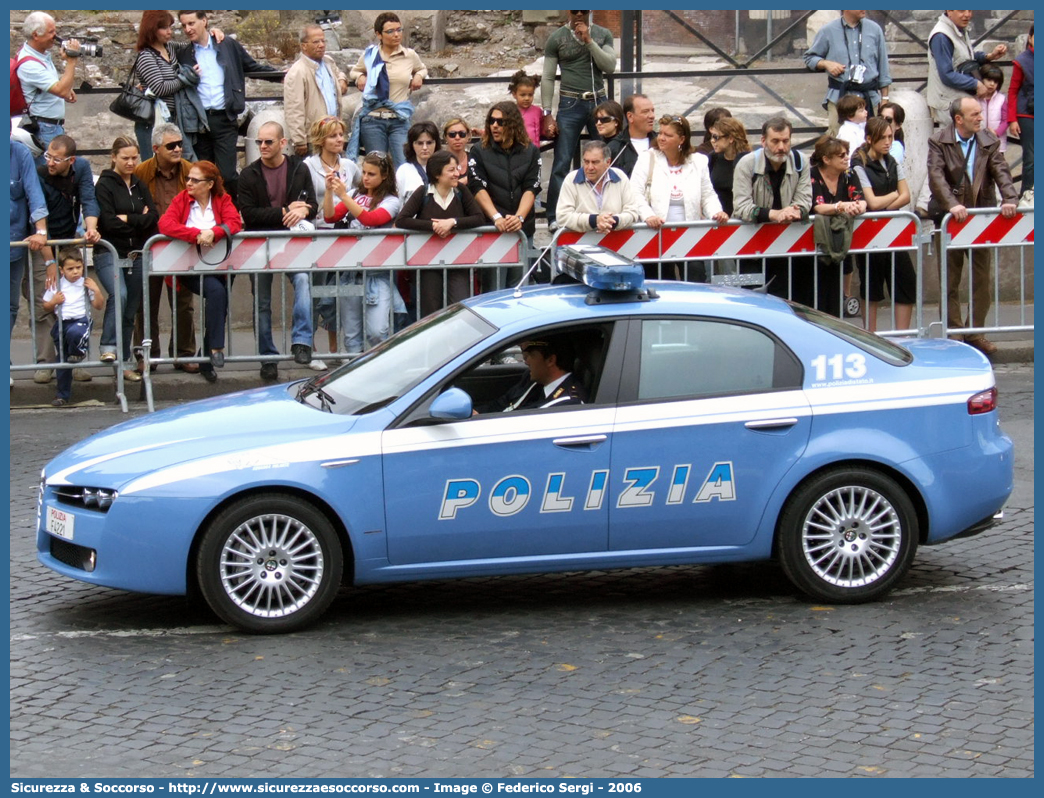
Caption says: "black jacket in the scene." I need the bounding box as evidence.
[237,155,318,230]
[467,141,541,237]
[613,133,656,178]
[95,170,159,257]
[175,34,281,120]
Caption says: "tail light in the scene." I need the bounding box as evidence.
[967,387,998,415]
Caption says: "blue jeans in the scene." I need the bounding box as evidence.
[10,249,27,334]
[359,115,410,171]
[253,272,313,360]
[339,271,392,353]
[93,249,143,362]
[33,120,65,165]
[51,317,91,400]
[545,95,605,224]
[1019,116,1034,193]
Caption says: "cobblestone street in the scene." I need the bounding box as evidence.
[9,366,1033,778]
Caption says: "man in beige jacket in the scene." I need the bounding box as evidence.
[556,141,657,233]
[283,24,349,156]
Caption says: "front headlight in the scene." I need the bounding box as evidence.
[54,486,119,512]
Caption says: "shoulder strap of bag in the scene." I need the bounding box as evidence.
[196,224,233,266]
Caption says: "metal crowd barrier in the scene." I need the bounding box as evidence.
[11,238,131,412]
[935,206,1035,340]
[139,226,527,412]
[548,211,926,336]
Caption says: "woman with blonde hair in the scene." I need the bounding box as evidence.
[442,117,473,187]
[303,115,360,367]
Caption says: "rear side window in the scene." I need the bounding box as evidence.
[791,304,913,366]
[638,318,801,400]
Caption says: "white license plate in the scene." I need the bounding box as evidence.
[47,505,75,540]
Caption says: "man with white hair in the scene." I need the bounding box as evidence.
[15,12,81,152]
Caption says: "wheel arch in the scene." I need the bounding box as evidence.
[771,458,930,557]
[185,485,357,599]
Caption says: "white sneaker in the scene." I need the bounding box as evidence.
[308,359,328,371]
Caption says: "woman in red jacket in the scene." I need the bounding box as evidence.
[158,160,242,382]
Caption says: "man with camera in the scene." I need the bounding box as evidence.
[15,12,84,153]
[804,10,891,136]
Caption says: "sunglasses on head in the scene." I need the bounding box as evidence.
[162,140,184,151]
[660,115,684,125]
[596,116,615,124]
[446,130,469,139]
[254,138,278,147]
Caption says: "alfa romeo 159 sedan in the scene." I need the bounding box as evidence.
[37,248,1013,633]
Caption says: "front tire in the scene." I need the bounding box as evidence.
[778,468,918,603]
[197,493,343,633]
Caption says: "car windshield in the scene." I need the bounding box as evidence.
[300,306,496,414]
[791,303,914,366]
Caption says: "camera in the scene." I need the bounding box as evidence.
[315,11,341,30]
[57,35,103,58]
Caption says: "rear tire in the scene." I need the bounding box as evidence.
[197,493,342,633]
[778,468,918,603]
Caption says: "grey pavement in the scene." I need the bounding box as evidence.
[8,365,1034,778]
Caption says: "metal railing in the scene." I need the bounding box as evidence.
[139,226,528,412]
[935,206,1035,340]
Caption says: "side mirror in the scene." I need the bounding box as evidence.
[429,387,473,420]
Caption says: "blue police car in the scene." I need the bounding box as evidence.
[37,247,1013,633]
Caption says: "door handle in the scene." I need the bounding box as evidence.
[744,418,798,430]
[553,434,608,448]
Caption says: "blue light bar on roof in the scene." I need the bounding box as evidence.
[555,245,645,292]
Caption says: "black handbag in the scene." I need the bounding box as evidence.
[196,224,234,266]
[109,63,155,125]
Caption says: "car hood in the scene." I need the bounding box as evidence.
[45,385,359,488]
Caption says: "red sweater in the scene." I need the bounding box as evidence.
[159,190,243,241]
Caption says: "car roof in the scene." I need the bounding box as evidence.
[462,280,802,330]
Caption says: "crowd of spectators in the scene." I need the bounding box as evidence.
[10,10,1034,401]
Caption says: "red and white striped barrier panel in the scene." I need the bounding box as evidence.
[146,229,525,274]
[945,209,1034,248]
[405,230,522,268]
[555,214,919,260]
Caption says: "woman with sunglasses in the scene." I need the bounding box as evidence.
[395,149,486,317]
[347,12,428,170]
[707,116,751,217]
[442,118,473,187]
[694,106,732,157]
[158,160,241,382]
[851,118,915,332]
[396,121,441,201]
[304,115,361,369]
[324,151,402,354]
[95,136,158,383]
[594,101,628,166]
[630,115,728,281]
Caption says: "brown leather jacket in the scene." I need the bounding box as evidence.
[927,123,1018,212]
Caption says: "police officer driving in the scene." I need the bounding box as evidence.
[478,336,587,413]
